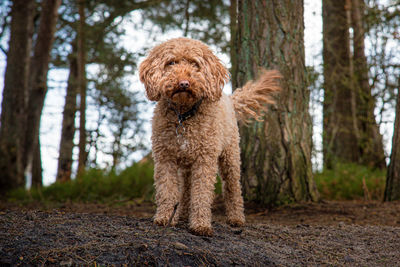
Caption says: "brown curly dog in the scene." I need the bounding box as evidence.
[139,37,281,236]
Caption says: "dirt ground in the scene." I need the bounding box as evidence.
[1,199,400,266]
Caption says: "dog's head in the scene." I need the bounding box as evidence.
[139,38,229,105]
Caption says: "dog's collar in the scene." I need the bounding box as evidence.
[167,98,203,135]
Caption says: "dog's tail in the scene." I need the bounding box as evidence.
[231,69,281,123]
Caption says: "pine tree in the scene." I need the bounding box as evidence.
[322,0,387,169]
[232,0,319,205]
[23,0,62,184]
[0,0,35,193]
[384,81,400,201]
[322,0,360,168]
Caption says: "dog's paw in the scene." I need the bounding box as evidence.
[227,218,245,227]
[154,214,177,226]
[154,214,179,227]
[153,216,168,226]
[189,225,213,237]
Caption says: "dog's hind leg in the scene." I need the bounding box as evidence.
[218,143,245,227]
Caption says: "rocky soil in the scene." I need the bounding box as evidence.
[1,200,399,266]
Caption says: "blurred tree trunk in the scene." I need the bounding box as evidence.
[351,0,386,169]
[384,79,400,201]
[229,0,238,83]
[111,124,124,170]
[0,0,35,193]
[32,140,43,188]
[56,49,78,182]
[322,0,360,168]
[232,0,319,205]
[77,0,88,177]
[23,0,61,184]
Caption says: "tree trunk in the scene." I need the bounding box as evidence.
[31,139,43,188]
[384,79,400,201]
[322,0,360,168]
[229,0,238,84]
[351,0,386,169]
[23,0,61,183]
[232,0,319,205]
[56,50,78,182]
[111,118,127,170]
[0,0,35,193]
[77,0,87,177]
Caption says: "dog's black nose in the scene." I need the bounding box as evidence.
[179,80,190,89]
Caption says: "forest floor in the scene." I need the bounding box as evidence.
[1,198,400,266]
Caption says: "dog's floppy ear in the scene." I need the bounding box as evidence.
[201,52,229,101]
[139,56,162,101]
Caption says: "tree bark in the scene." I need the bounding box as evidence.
[351,0,386,169]
[322,0,360,168]
[23,0,61,184]
[0,0,35,193]
[229,0,238,86]
[384,79,400,201]
[233,0,319,205]
[56,49,78,182]
[77,0,87,177]
[31,139,43,188]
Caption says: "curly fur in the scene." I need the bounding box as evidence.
[232,69,282,123]
[139,37,281,236]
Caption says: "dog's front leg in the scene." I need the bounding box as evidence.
[189,156,218,236]
[153,160,180,226]
[176,168,191,222]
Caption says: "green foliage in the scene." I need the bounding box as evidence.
[9,164,223,204]
[214,175,222,195]
[140,0,230,53]
[315,163,386,200]
[8,162,154,204]
[8,162,387,204]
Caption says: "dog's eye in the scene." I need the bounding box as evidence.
[167,61,176,66]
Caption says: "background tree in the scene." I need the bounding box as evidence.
[55,0,160,181]
[371,1,400,200]
[77,0,87,177]
[322,0,391,169]
[384,79,400,201]
[24,0,62,186]
[88,59,144,171]
[0,0,61,187]
[0,0,35,192]
[365,1,400,170]
[231,0,319,205]
[322,0,360,168]
[140,0,229,52]
[56,44,78,182]
[351,0,386,168]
